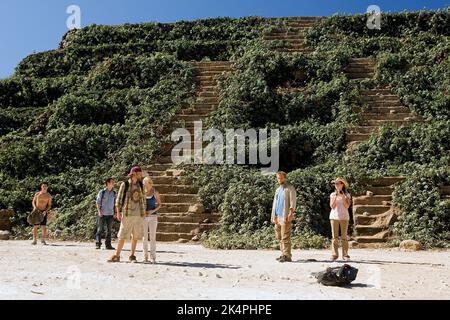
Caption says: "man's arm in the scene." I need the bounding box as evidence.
[47,196,52,211]
[271,190,278,224]
[115,183,125,220]
[32,193,38,210]
[95,191,103,216]
[288,186,297,222]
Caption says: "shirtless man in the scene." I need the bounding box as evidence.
[31,182,53,245]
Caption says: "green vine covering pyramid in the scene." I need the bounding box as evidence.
[0,10,449,247]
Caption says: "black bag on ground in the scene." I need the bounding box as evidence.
[314,264,358,287]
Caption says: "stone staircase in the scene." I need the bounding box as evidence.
[344,58,426,245]
[352,177,405,244]
[263,17,322,53]
[353,178,450,245]
[142,61,231,242]
[344,58,375,80]
[346,87,421,149]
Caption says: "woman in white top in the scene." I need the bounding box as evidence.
[142,177,161,263]
[329,177,352,261]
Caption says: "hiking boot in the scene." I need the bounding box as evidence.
[129,255,137,263]
[279,255,292,263]
[31,239,37,245]
[107,255,120,263]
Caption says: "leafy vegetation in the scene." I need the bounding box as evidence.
[1,11,449,247]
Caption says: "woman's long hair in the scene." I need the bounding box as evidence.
[143,176,154,194]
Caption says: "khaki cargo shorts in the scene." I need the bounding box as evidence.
[117,216,144,240]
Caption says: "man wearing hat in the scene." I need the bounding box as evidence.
[329,177,352,261]
[108,166,145,263]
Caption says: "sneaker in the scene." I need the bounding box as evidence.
[107,255,120,263]
[129,255,137,263]
[41,240,47,246]
[31,239,37,245]
[279,256,292,263]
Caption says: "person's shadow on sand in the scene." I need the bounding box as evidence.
[114,260,240,269]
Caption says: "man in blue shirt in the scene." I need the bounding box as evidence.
[271,171,297,262]
[95,178,116,250]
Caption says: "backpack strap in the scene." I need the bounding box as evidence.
[121,180,130,208]
[99,188,106,207]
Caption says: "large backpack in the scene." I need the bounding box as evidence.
[314,264,358,287]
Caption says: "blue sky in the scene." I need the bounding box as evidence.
[0,0,448,79]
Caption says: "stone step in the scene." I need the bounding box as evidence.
[366,176,406,187]
[151,176,187,185]
[441,185,450,195]
[153,184,198,194]
[346,133,370,142]
[360,113,413,120]
[363,119,415,126]
[156,156,175,164]
[158,213,221,224]
[156,232,192,242]
[180,108,215,115]
[366,186,394,195]
[354,225,389,236]
[142,164,173,172]
[363,97,400,103]
[265,30,304,36]
[178,114,205,122]
[159,203,192,214]
[195,65,230,70]
[348,126,379,134]
[196,96,219,103]
[196,71,227,77]
[196,75,220,82]
[197,85,217,90]
[146,170,168,177]
[198,92,218,98]
[153,184,198,195]
[160,194,198,203]
[361,89,393,95]
[353,205,392,216]
[353,230,391,243]
[158,222,220,234]
[367,106,410,113]
[349,58,376,64]
[353,195,392,205]
[263,35,306,40]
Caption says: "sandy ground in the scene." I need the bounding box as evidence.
[0,240,449,300]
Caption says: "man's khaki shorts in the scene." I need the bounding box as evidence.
[117,216,144,240]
